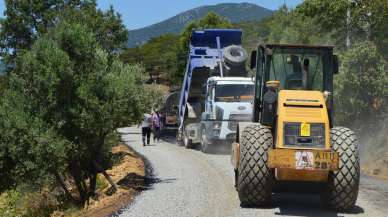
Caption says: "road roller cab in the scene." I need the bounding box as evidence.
[231,44,360,211]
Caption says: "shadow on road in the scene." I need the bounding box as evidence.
[160,133,233,156]
[240,193,364,217]
[120,138,139,144]
[117,172,176,191]
[274,193,364,216]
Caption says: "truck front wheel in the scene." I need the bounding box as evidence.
[201,127,212,153]
[237,124,273,207]
[183,129,193,149]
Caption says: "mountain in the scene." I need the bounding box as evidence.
[127,3,274,47]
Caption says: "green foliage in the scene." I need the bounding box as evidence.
[0,0,128,68]
[0,190,22,217]
[96,175,109,191]
[0,20,145,206]
[61,4,128,55]
[335,42,388,126]
[297,0,388,53]
[263,5,334,45]
[296,0,349,32]
[121,34,181,84]
[0,187,68,217]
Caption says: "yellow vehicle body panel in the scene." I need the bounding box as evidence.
[231,142,240,169]
[276,90,331,150]
[271,90,335,182]
[276,169,329,182]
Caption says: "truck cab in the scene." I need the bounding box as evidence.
[200,77,254,153]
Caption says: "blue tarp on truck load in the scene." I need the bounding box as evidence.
[178,29,243,131]
[190,29,242,48]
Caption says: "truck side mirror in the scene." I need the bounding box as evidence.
[250,50,257,69]
[333,55,339,74]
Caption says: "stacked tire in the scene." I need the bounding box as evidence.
[223,45,248,77]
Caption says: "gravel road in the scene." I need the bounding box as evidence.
[118,127,388,217]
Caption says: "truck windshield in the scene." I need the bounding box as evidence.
[215,84,254,102]
[268,53,324,91]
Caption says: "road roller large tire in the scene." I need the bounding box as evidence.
[321,127,360,211]
[237,124,273,207]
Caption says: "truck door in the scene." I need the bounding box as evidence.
[206,84,215,117]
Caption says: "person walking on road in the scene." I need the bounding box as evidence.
[140,113,152,146]
[152,110,161,143]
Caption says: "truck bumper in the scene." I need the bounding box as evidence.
[207,132,236,145]
[268,149,339,182]
[185,123,201,143]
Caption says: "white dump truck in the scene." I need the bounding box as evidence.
[177,29,254,153]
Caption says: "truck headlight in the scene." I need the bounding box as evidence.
[212,122,222,137]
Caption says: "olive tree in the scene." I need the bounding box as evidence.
[0,21,144,205]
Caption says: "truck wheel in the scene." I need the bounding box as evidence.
[237,124,273,207]
[201,128,211,153]
[183,129,193,149]
[177,130,184,146]
[224,45,248,66]
[321,127,360,211]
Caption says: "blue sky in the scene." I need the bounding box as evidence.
[0,0,302,30]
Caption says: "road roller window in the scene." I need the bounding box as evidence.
[268,53,324,91]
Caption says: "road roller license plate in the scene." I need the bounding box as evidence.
[313,151,339,170]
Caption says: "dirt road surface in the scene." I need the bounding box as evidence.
[118,127,388,217]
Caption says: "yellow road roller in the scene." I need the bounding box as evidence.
[231,44,359,211]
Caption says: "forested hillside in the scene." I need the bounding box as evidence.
[127,2,273,47]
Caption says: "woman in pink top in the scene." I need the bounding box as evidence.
[152,110,161,142]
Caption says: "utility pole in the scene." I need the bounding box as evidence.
[346,0,355,48]
[346,8,351,48]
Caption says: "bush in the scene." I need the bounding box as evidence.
[335,42,388,127]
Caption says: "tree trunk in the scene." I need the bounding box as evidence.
[72,166,88,206]
[90,173,97,194]
[55,172,79,204]
[92,160,118,192]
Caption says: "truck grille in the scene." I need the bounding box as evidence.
[284,122,325,148]
[228,114,251,131]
